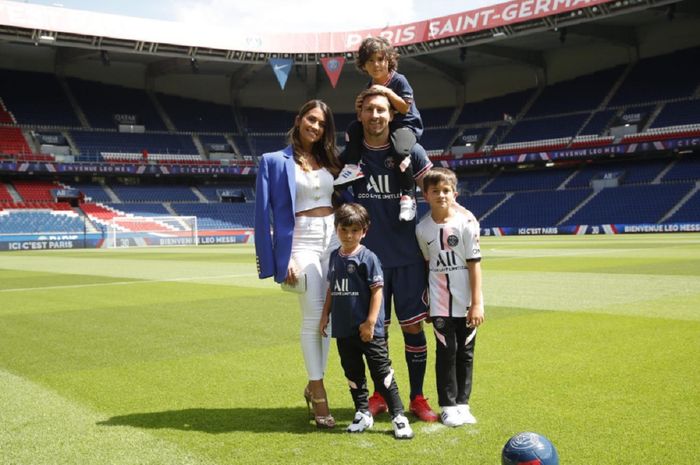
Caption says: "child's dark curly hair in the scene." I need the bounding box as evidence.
[355,36,399,74]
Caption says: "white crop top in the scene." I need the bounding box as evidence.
[294,164,334,213]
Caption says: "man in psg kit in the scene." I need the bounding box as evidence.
[340,87,438,422]
[320,203,414,439]
[416,167,485,427]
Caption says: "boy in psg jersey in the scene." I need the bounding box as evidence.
[319,203,414,439]
[335,36,423,222]
[415,168,485,427]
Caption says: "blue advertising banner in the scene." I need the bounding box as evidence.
[0,230,253,251]
[481,223,700,236]
[0,161,256,176]
[441,136,700,168]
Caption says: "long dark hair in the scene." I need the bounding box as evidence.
[287,99,341,176]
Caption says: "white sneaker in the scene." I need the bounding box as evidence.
[391,413,414,439]
[347,411,373,433]
[457,404,477,424]
[398,195,416,222]
[440,406,463,427]
[334,163,364,186]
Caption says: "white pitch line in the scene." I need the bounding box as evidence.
[0,273,257,293]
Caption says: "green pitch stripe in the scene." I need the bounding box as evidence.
[0,368,216,465]
[0,273,256,293]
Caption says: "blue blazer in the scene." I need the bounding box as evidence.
[254,145,297,283]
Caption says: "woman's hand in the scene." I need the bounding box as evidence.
[285,260,299,285]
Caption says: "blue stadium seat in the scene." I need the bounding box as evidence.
[157,93,238,133]
[0,69,79,126]
[567,183,694,224]
[482,189,592,228]
[67,78,166,130]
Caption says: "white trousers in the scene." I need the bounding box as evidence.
[291,214,338,381]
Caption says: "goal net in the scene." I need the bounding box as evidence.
[106,215,198,248]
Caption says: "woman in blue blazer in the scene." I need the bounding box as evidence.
[255,100,341,428]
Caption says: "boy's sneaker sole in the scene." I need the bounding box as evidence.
[398,195,416,222]
[334,164,364,186]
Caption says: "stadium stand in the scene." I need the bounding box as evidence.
[662,156,700,182]
[499,114,589,145]
[108,185,200,203]
[421,107,455,127]
[665,190,700,223]
[457,89,534,125]
[607,48,700,106]
[0,182,14,202]
[156,93,238,133]
[421,128,459,152]
[565,159,670,189]
[0,127,32,156]
[0,69,80,127]
[170,203,255,229]
[526,66,625,117]
[650,99,700,129]
[239,107,296,133]
[566,183,695,225]
[578,110,618,137]
[71,183,113,203]
[458,193,509,219]
[248,134,287,157]
[66,78,167,130]
[481,189,592,228]
[12,180,59,202]
[70,131,199,160]
[196,184,254,202]
[0,209,85,234]
[482,169,575,193]
[0,10,699,247]
[105,202,171,216]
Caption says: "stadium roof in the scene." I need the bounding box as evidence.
[0,0,698,100]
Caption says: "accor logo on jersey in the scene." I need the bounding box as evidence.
[433,251,467,272]
[332,278,359,297]
[366,175,390,193]
[334,279,349,292]
[356,175,402,200]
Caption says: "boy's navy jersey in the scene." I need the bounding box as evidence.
[369,71,423,139]
[343,141,432,268]
[327,245,385,339]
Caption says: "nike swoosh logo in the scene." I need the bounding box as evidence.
[274,64,290,71]
[427,239,436,245]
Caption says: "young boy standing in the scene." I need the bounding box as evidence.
[415,168,485,427]
[320,203,414,439]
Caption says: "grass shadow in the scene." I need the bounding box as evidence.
[98,407,369,435]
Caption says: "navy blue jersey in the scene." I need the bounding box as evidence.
[343,141,433,267]
[368,71,423,139]
[327,246,385,339]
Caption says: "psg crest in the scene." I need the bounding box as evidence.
[447,234,459,247]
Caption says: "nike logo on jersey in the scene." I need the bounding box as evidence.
[274,64,290,72]
[427,239,436,245]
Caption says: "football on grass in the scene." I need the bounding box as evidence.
[501,431,559,465]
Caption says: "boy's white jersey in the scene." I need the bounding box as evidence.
[416,209,482,318]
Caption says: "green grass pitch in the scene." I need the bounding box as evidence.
[1,234,699,465]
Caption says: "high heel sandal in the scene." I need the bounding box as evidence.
[304,387,336,429]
